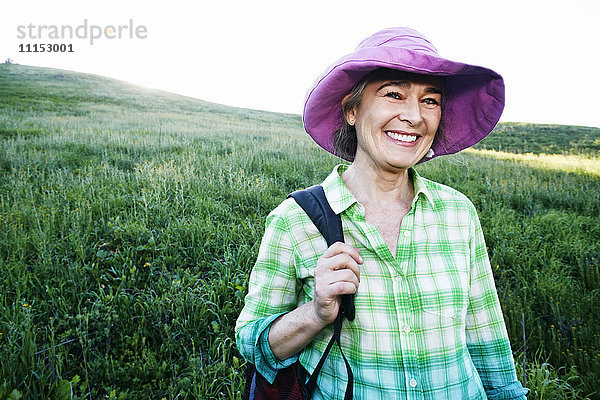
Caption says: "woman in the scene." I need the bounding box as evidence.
[236,27,529,399]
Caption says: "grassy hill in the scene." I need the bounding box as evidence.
[1,64,599,399]
[476,123,600,156]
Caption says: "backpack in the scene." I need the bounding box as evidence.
[243,185,354,400]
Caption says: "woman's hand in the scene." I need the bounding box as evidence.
[311,242,363,326]
[268,243,363,361]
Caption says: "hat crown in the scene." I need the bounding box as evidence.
[357,27,438,55]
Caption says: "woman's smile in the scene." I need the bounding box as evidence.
[384,130,420,145]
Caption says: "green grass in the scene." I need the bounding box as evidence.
[1,64,599,399]
[475,122,600,156]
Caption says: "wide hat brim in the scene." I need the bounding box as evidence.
[303,27,505,162]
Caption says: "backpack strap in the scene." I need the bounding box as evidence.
[288,185,354,400]
[288,186,355,321]
[288,185,343,246]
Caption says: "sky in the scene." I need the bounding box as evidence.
[2,0,599,128]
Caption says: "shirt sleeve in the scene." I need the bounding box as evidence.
[235,201,301,383]
[465,206,529,399]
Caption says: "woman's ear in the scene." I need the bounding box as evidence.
[341,93,357,125]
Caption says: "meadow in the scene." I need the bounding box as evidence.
[0,64,599,399]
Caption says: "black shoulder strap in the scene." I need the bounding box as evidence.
[287,185,355,321]
[287,185,354,400]
[288,185,343,246]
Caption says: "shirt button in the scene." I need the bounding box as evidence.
[409,378,418,387]
[403,325,411,333]
[403,231,410,238]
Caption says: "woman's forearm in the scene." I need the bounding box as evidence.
[269,243,362,361]
[268,300,328,361]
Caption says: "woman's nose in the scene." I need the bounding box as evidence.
[397,98,423,127]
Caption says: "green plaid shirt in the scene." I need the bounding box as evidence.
[236,165,528,399]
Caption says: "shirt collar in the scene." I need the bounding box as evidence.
[410,168,435,207]
[321,164,434,215]
[321,164,357,215]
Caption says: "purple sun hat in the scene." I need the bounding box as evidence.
[303,27,505,162]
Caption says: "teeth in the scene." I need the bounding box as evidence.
[386,131,418,142]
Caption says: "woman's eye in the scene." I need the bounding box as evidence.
[422,98,440,106]
[384,91,402,100]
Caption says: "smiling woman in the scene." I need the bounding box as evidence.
[342,69,442,172]
[335,69,444,163]
[236,27,529,399]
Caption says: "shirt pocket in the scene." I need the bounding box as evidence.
[416,268,470,328]
[420,292,468,329]
[422,303,461,320]
[418,295,467,352]
[414,246,470,324]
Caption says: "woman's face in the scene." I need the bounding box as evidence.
[346,70,442,172]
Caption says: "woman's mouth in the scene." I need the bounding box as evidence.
[385,130,419,143]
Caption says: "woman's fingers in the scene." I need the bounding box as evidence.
[317,252,360,282]
[315,242,362,288]
[312,270,358,325]
[318,268,359,292]
[327,281,358,296]
[311,243,363,325]
[321,242,363,264]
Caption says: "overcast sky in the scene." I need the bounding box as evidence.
[2,0,599,128]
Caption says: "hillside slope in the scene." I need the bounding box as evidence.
[2,64,599,155]
[475,123,600,156]
[0,63,302,139]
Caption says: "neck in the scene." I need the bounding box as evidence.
[341,152,414,208]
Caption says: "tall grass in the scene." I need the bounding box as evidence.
[474,122,600,156]
[1,64,599,399]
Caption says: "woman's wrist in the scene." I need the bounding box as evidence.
[269,300,329,361]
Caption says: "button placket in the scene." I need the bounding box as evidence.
[397,228,423,397]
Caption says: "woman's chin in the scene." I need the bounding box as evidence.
[381,149,428,170]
